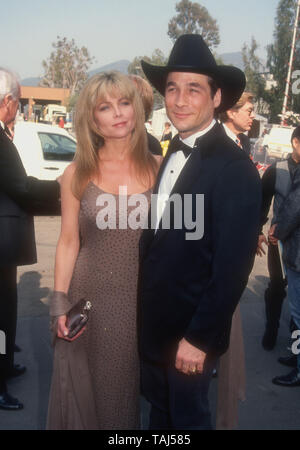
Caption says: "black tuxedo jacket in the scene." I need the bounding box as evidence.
[0,127,60,267]
[238,133,251,156]
[139,123,261,364]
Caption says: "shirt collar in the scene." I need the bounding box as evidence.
[223,123,239,143]
[180,119,216,148]
[0,120,5,131]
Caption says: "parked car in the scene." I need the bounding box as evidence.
[264,125,294,160]
[13,121,76,180]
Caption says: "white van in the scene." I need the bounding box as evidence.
[13,121,76,180]
[264,125,294,159]
[43,104,67,123]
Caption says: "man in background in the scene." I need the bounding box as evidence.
[0,67,60,410]
[256,126,300,350]
[219,91,255,156]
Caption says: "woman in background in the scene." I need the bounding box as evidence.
[129,74,162,156]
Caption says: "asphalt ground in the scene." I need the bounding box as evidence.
[0,216,299,431]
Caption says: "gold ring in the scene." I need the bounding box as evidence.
[191,367,196,373]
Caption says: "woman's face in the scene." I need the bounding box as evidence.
[93,92,136,140]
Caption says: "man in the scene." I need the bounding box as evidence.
[0,68,60,410]
[256,127,300,350]
[268,147,300,387]
[138,35,261,429]
[219,91,255,156]
[263,126,300,386]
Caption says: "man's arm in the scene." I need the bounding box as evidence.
[0,137,60,214]
[256,164,275,256]
[182,159,261,356]
[260,164,276,229]
[274,172,300,241]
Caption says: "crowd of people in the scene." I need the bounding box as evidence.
[0,33,299,430]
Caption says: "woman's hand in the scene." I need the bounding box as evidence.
[57,314,86,342]
[256,233,268,256]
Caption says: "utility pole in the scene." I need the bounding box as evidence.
[281,0,300,125]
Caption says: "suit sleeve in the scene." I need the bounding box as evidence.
[274,172,300,241]
[184,159,261,353]
[259,163,276,233]
[0,137,60,215]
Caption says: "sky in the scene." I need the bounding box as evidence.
[2,0,278,79]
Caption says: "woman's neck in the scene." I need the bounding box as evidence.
[99,137,132,161]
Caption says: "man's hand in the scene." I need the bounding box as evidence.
[268,224,278,246]
[256,233,268,256]
[175,338,207,375]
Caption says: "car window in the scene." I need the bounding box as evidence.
[38,132,76,161]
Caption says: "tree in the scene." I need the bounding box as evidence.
[267,0,300,122]
[128,49,168,110]
[127,49,167,76]
[40,36,95,98]
[242,37,267,114]
[168,0,220,49]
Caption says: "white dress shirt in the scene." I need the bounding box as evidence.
[155,119,216,230]
[222,123,241,147]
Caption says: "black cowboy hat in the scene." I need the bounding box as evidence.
[141,34,246,113]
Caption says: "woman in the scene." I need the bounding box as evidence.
[129,74,162,156]
[47,71,160,430]
[160,122,172,142]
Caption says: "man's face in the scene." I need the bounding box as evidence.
[165,72,221,139]
[4,86,20,124]
[228,101,255,133]
[292,137,300,162]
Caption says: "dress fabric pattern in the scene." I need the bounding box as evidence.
[47,182,151,430]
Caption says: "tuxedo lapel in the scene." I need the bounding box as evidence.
[142,135,182,246]
[169,123,221,197]
[153,135,181,195]
[141,123,221,253]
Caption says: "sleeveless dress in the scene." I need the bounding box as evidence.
[47,182,151,430]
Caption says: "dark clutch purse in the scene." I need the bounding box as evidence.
[66,300,92,338]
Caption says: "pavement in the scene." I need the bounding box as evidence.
[0,216,299,430]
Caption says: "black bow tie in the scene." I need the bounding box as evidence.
[169,135,202,158]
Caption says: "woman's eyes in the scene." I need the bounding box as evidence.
[98,100,130,111]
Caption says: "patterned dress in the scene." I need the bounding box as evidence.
[47,182,151,430]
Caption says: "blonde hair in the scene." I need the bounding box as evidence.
[73,71,157,198]
[128,74,154,122]
[219,91,254,123]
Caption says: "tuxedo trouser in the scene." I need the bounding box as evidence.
[0,266,17,391]
[141,356,216,430]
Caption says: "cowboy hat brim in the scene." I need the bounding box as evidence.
[141,60,246,113]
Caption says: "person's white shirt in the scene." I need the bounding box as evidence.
[155,119,216,231]
[222,123,241,146]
